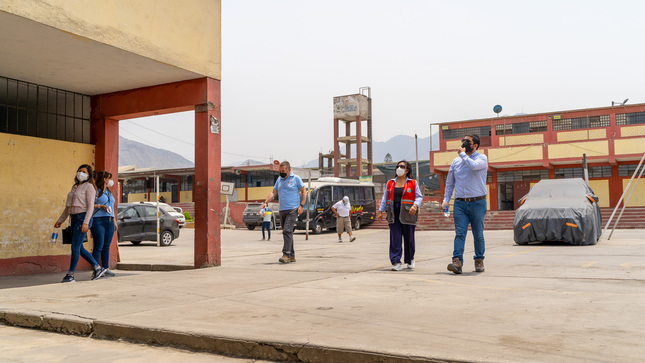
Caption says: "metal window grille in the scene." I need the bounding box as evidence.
[497,170,549,182]
[442,126,491,140]
[552,115,610,131]
[495,121,547,135]
[616,112,645,126]
[618,164,639,177]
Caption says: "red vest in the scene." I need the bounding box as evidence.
[387,179,417,206]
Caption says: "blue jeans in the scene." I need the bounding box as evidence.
[388,203,416,265]
[69,213,99,274]
[261,221,271,239]
[452,198,487,262]
[90,216,115,268]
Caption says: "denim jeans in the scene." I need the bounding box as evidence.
[388,202,416,265]
[261,221,271,239]
[279,208,298,257]
[90,216,115,268]
[69,213,99,274]
[452,198,487,263]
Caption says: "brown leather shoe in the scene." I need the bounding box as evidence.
[475,259,485,272]
[447,257,463,274]
[289,256,296,263]
[279,255,290,264]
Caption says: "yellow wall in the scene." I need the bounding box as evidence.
[180,191,193,203]
[557,129,606,142]
[433,151,458,167]
[548,140,608,158]
[623,179,645,207]
[588,180,609,208]
[231,186,274,202]
[1,0,221,80]
[489,145,542,163]
[446,140,462,150]
[499,134,544,146]
[620,125,645,137]
[0,133,94,259]
[614,137,645,155]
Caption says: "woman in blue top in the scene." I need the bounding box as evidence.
[90,170,117,277]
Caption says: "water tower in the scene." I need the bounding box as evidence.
[333,87,373,177]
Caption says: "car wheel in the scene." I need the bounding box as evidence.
[130,241,141,245]
[312,220,322,234]
[160,230,174,246]
[246,224,256,230]
[354,218,361,231]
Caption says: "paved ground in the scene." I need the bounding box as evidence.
[1,227,644,362]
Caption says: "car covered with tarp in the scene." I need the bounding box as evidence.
[514,178,602,245]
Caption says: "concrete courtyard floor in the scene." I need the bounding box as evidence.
[1,227,644,362]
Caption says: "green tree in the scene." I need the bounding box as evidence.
[384,153,392,163]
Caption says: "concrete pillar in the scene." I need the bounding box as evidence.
[333,118,339,177]
[356,116,362,176]
[193,79,221,267]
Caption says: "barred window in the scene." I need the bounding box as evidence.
[555,167,583,179]
[497,169,549,182]
[552,115,610,131]
[495,121,547,135]
[616,112,645,126]
[181,175,193,191]
[618,164,640,177]
[588,166,612,178]
[0,75,90,143]
[442,126,491,140]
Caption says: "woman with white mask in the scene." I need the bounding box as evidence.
[90,170,118,277]
[54,164,107,282]
[378,160,423,271]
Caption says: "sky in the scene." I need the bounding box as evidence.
[119,0,645,167]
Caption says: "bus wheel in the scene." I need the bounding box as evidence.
[312,221,323,234]
[354,218,361,231]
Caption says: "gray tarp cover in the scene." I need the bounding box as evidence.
[513,178,602,245]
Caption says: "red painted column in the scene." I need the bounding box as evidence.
[193,78,221,267]
[90,115,120,269]
[356,116,362,176]
[345,121,351,177]
[333,118,339,177]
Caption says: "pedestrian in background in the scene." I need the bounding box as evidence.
[90,170,117,277]
[378,160,423,271]
[442,134,489,274]
[332,196,356,243]
[260,204,273,241]
[262,161,306,264]
[54,164,107,283]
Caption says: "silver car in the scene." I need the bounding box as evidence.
[142,202,186,228]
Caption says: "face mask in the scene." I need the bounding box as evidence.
[396,167,406,177]
[279,172,288,178]
[77,172,88,182]
[107,180,114,187]
[462,140,474,153]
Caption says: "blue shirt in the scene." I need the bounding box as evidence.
[379,177,423,212]
[443,151,488,203]
[274,173,305,211]
[94,188,115,217]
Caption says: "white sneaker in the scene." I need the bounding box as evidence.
[338,239,343,243]
[407,260,415,269]
[391,263,402,271]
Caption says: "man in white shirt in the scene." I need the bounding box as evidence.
[331,196,356,243]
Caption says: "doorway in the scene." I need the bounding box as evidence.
[498,181,531,210]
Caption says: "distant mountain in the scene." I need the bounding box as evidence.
[234,159,266,167]
[119,136,194,169]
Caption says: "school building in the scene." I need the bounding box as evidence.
[0,1,222,276]
[430,103,645,211]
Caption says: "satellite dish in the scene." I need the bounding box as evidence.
[493,105,502,114]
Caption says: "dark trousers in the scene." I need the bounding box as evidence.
[279,208,298,257]
[261,221,271,239]
[69,213,99,274]
[388,203,416,265]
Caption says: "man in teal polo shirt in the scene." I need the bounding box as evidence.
[262,161,306,264]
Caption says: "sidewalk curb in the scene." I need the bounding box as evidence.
[0,309,462,362]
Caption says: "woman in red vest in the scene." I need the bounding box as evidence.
[378,160,423,271]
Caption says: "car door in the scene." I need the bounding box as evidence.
[141,205,162,240]
[118,206,145,241]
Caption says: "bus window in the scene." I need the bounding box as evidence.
[357,187,366,204]
[321,187,332,209]
[332,186,343,202]
[366,187,374,202]
[345,186,355,203]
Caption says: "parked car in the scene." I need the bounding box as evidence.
[141,202,185,228]
[243,202,280,230]
[116,203,180,246]
[514,178,602,245]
